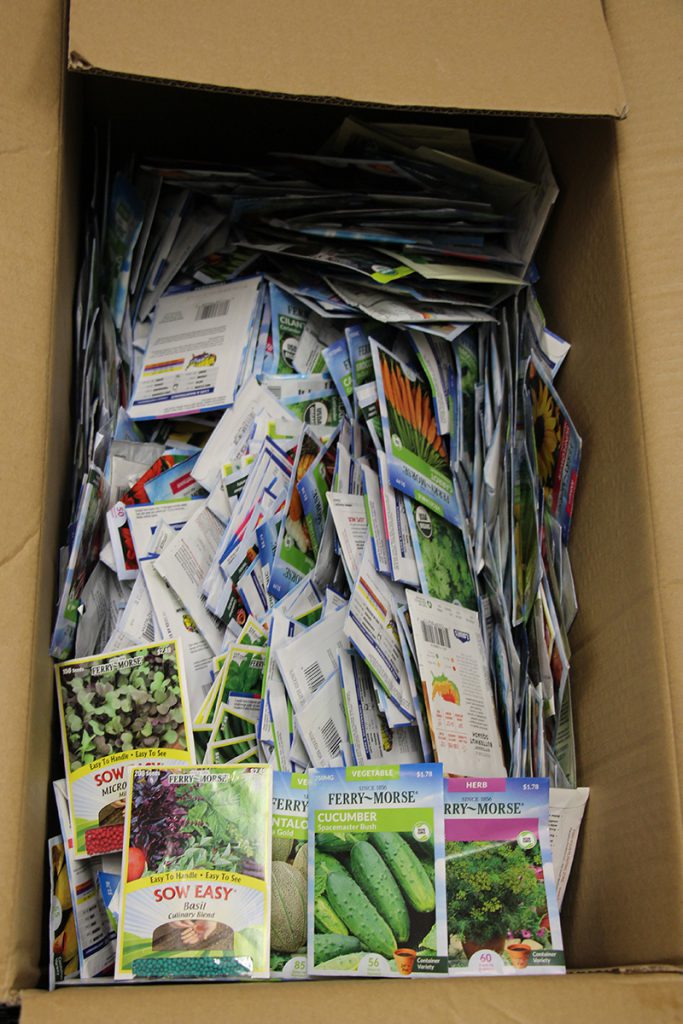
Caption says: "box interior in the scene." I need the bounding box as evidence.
[5,45,683,1005]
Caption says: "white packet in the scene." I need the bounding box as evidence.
[549,787,590,908]
[276,606,348,713]
[296,670,352,767]
[343,544,414,718]
[153,505,226,653]
[377,450,419,586]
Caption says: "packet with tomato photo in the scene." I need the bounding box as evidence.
[54,640,195,859]
[116,764,271,981]
[444,777,564,976]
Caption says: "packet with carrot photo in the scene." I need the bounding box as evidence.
[371,338,462,525]
[444,776,564,976]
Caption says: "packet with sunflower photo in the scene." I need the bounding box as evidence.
[527,354,581,543]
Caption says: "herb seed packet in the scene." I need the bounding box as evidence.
[54,641,195,859]
[444,777,564,975]
[405,498,478,611]
[308,764,448,977]
[270,771,309,979]
[406,590,506,778]
[116,764,272,981]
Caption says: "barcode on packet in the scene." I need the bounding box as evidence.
[320,717,342,757]
[304,662,325,692]
[195,299,230,320]
[420,621,451,649]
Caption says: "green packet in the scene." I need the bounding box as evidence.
[307,764,448,978]
[115,765,272,981]
[54,640,195,859]
[270,771,309,979]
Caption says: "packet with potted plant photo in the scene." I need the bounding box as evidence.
[308,763,448,978]
[116,764,271,981]
[444,776,564,976]
[54,640,195,859]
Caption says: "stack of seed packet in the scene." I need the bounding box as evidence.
[47,116,589,984]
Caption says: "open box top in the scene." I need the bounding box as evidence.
[67,0,627,117]
[2,0,683,1018]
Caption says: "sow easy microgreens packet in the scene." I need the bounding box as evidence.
[308,764,448,978]
[54,640,195,858]
[116,765,271,981]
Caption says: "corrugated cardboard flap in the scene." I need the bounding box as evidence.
[68,0,627,117]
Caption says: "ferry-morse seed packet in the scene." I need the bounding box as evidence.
[444,777,564,976]
[308,764,448,978]
[116,764,272,981]
[270,771,309,979]
[54,641,195,859]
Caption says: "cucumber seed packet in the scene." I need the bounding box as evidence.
[308,764,447,978]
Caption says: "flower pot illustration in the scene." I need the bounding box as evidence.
[393,948,417,975]
[507,942,532,969]
[462,934,506,959]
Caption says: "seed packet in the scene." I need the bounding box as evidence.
[359,461,391,576]
[526,354,581,543]
[444,777,564,975]
[344,545,414,720]
[406,590,506,778]
[51,465,110,662]
[308,764,448,977]
[405,499,477,611]
[339,649,422,767]
[372,337,461,525]
[52,779,117,979]
[326,493,369,579]
[128,276,263,418]
[297,427,340,562]
[276,605,348,713]
[376,451,419,586]
[48,836,80,986]
[283,391,344,436]
[116,764,271,981]
[54,640,195,858]
[269,429,322,600]
[548,786,589,909]
[295,669,352,767]
[322,336,354,419]
[270,771,309,979]
[269,283,310,373]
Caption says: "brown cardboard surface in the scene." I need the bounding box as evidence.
[603,0,683,816]
[0,0,72,1004]
[19,973,683,1023]
[68,0,626,117]
[0,0,681,1014]
[537,116,683,968]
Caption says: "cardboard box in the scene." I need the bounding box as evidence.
[1,0,682,1018]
